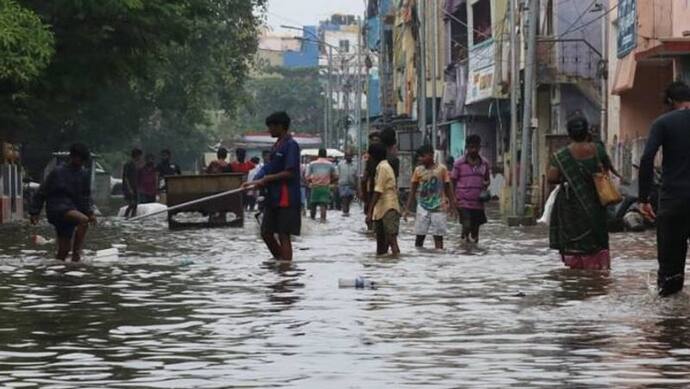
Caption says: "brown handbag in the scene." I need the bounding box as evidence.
[593,146,622,206]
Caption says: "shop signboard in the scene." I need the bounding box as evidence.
[466,39,496,104]
[617,0,637,58]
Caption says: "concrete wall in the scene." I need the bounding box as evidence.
[619,63,673,142]
[672,1,690,37]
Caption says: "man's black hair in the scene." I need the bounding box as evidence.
[466,134,482,146]
[70,143,90,161]
[131,148,143,158]
[318,148,327,158]
[235,147,246,162]
[161,149,171,156]
[250,157,261,164]
[368,142,387,163]
[380,127,396,147]
[368,131,381,141]
[566,114,590,142]
[665,80,690,105]
[416,144,434,156]
[217,147,228,159]
[265,111,291,130]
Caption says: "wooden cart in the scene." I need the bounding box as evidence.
[165,173,245,229]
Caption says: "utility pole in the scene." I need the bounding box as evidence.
[431,0,439,152]
[336,61,343,149]
[356,17,363,157]
[509,0,519,217]
[327,45,334,148]
[343,58,350,150]
[418,0,427,136]
[518,0,538,217]
[600,6,609,143]
[379,0,388,123]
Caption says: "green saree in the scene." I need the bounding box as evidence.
[549,144,610,259]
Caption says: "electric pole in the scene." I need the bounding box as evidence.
[600,5,609,143]
[327,46,333,148]
[509,0,519,217]
[518,0,538,217]
[431,0,439,152]
[418,0,427,136]
[356,17,363,156]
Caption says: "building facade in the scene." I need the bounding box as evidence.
[608,0,690,180]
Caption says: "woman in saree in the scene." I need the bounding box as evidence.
[547,115,613,270]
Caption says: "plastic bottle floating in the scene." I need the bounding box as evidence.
[32,235,55,246]
[339,276,376,289]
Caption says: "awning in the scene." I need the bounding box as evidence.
[635,38,690,61]
[612,54,637,95]
[612,38,690,95]
[301,148,344,158]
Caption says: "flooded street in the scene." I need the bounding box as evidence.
[1,205,690,388]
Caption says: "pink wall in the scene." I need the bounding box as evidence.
[672,0,690,37]
[619,62,673,142]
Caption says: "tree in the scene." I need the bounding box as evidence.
[228,67,325,137]
[1,0,266,175]
[0,0,54,83]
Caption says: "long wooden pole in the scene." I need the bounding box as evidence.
[129,187,248,222]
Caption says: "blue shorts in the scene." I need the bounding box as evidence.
[339,186,355,198]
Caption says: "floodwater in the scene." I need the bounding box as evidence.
[0,204,689,388]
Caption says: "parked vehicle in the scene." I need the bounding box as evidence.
[607,165,661,233]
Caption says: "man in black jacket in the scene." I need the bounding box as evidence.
[30,143,97,262]
[639,81,690,297]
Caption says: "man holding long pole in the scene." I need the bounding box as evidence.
[243,111,302,261]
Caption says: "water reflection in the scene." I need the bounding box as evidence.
[2,204,690,387]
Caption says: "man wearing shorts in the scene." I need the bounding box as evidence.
[122,148,142,218]
[30,143,97,262]
[337,150,358,216]
[307,148,338,222]
[404,144,457,249]
[366,143,401,256]
[243,111,301,261]
[452,135,491,243]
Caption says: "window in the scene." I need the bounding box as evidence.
[450,4,468,62]
[339,39,350,53]
[472,0,492,45]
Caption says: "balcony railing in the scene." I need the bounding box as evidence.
[537,38,602,83]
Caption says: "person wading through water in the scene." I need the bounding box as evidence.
[366,142,401,256]
[242,112,301,261]
[639,81,690,296]
[547,114,613,270]
[30,143,97,262]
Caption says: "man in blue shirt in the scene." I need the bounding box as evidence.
[243,112,301,261]
[30,143,97,262]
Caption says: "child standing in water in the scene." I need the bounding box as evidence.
[366,143,401,256]
[452,135,490,243]
[405,145,457,249]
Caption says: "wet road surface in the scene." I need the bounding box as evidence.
[1,205,690,388]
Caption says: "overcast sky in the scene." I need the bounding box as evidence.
[266,0,365,32]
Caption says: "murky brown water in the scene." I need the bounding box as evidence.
[1,204,689,388]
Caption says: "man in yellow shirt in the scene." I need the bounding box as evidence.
[366,143,401,256]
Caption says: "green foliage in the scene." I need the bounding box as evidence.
[1,0,266,175]
[229,66,325,136]
[0,0,54,83]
